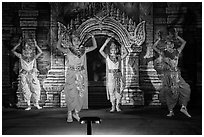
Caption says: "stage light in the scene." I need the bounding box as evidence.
[80,120,86,124]
[95,121,101,124]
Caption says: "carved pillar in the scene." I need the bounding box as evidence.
[19,3,38,39]
[122,45,144,105]
[139,2,154,68]
[139,2,162,105]
[42,3,65,107]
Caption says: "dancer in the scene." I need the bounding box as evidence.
[57,31,97,122]
[153,28,191,117]
[11,38,43,110]
[99,37,128,112]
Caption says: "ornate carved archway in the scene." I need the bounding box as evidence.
[43,3,146,108]
[78,15,145,48]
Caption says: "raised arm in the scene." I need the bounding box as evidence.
[121,44,128,59]
[176,35,186,54]
[34,39,43,59]
[152,37,162,55]
[99,37,111,58]
[86,34,97,53]
[11,38,22,58]
[57,33,68,54]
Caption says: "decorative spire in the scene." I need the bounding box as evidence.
[110,3,114,17]
[128,18,133,32]
[124,15,129,29]
[122,13,127,29]
[81,9,86,22]
[70,19,73,29]
[116,9,120,21]
[92,2,96,15]
[85,8,88,19]
[122,12,125,25]
[88,3,92,17]
[133,22,136,29]
[106,2,110,16]
[67,24,70,30]
[75,14,80,28]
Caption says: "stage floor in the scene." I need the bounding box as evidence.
[2,106,202,135]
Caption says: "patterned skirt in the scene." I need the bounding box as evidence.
[159,71,191,108]
[19,69,41,102]
[64,66,86,111]
[107,69,124,102]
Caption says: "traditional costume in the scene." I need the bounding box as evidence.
[64,47,88,113]
[19,55,41,110]
[158,48,191,117]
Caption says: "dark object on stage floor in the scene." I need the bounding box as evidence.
[80,117,101,135]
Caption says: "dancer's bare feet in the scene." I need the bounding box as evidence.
[110,106,115,112]
[73,112,80,121]
[116,105,121,112]
[67,112,73,123]
[180,106,191,118]
[34,104,42,109]
[167,111,174,117]
[25,106,31,111]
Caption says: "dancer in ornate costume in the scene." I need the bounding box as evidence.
[57,30,97,122]
[99,37,128,112]
[11,38,43,110]
[153,28,191,117]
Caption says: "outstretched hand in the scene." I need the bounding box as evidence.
[106,37,112,42]
[175,28,178,38]
[157,31,162,40]
[33,38,37,46]
[18,37,22,43]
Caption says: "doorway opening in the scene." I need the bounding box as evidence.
[85,35,118,108]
